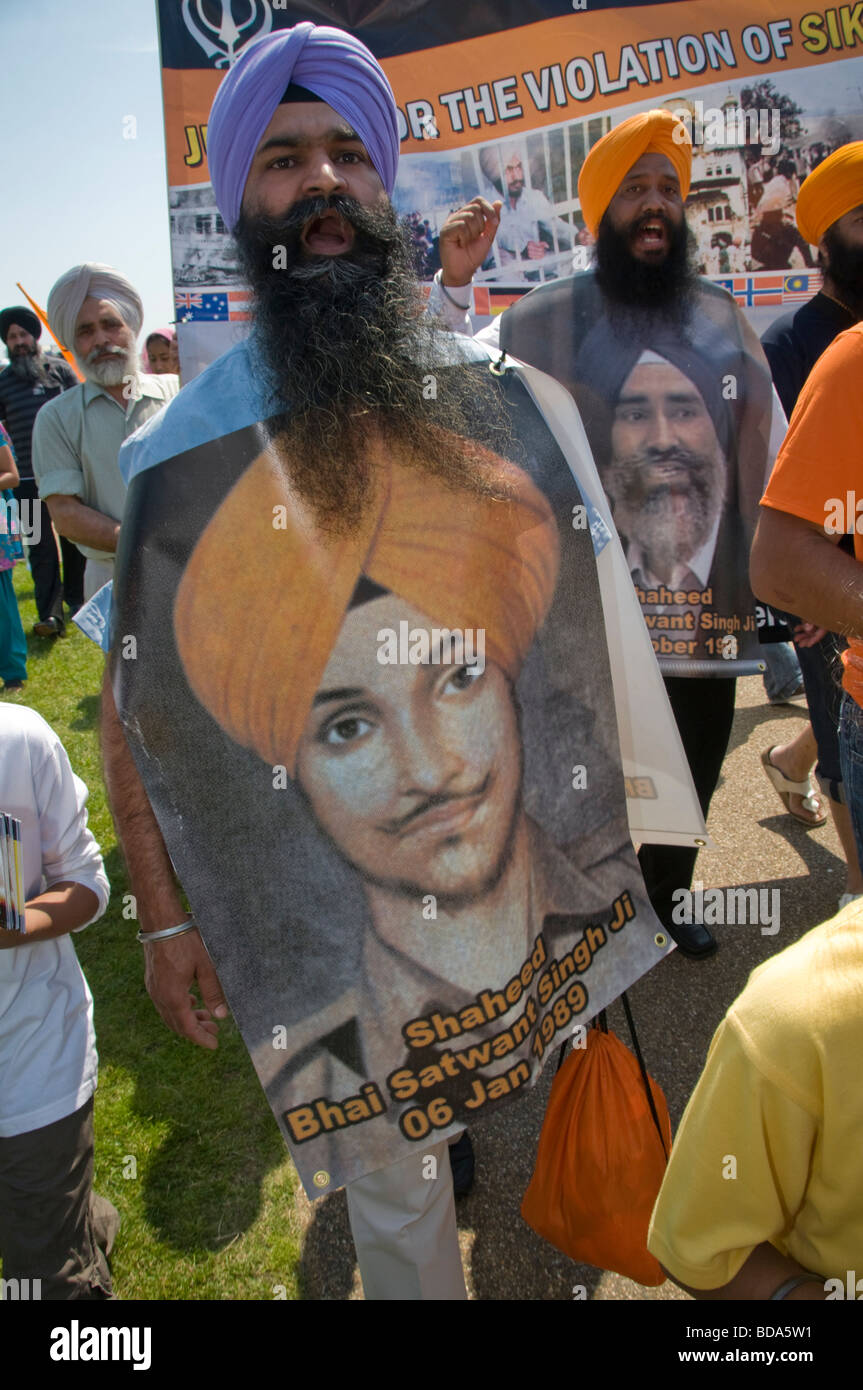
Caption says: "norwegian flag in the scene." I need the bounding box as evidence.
[715,275,784,308]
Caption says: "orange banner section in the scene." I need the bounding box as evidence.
[164,0,863,185]
[163,68,220,187]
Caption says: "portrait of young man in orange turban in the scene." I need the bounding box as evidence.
[165,429,663,1184]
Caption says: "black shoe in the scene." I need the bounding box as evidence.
[448,1130,475,1197]
[33,616,65,638]
[2,679,25,691]
[667,921,718,960]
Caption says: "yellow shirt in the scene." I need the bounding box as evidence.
[648,901,863,1289]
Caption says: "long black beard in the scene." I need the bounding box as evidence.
[821,226,863,320]
[234,197,508,531]
[594,212,697,324]
[9,348,49,384]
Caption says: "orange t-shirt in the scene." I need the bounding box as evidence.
[761,322,863,707]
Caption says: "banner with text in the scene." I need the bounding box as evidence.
[156,0,863,372]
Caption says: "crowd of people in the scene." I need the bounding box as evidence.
[1,20,862,1304]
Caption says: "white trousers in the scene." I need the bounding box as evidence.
[83,557,115,602]
[344,1139,466,1300]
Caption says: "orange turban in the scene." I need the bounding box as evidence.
[578,109,692,237]
[174,435,559,772]
[796,142,863,246]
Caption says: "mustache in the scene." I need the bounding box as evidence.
[381,774,491,836]
[84,344,127,365]
[620,446,712,473]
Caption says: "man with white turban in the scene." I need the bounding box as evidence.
[436,108,783,964]
[32,264,178,599]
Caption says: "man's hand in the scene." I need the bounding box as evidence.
[792,619,828,648]
[526,239,549,261]
[439,197,502,286]
[142,927,228,1051]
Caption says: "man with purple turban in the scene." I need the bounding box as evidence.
[99,22,676,1301]
[102,20,477,1301]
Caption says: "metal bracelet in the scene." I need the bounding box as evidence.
[136,918,196,945]
[770,1273,824,1300]
[437,276,471,310]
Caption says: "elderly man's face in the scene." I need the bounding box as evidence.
[295,595,522,906]
[605,152,684,262]
[243,100,388,255]
[74,297,136,386]
[607,361,726,565]
[5,323,38,357]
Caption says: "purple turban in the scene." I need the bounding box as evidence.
[207,22,399,231]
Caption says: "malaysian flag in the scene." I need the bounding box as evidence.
[783,272,822,303]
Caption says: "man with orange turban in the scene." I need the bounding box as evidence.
[438,107,781,964]
[97,22,673,1301]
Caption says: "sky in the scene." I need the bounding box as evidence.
[0,1,173,360]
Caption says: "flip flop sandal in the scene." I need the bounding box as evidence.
[761,746,828,828]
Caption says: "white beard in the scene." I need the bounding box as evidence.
[82,345,139,388]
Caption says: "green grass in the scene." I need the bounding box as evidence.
[2,564,303,1299]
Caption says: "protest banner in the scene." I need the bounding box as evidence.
[157,0,861,352]
[155,0,854,671]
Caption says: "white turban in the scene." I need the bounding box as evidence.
[46,263,143,351]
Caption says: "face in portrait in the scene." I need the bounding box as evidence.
[295,593,522,910]
[605,357,727,586]
[503,149,526,205]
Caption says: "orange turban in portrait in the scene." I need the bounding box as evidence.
[796,142,863,246]
[174,433,560,772]
[577,109,692,237]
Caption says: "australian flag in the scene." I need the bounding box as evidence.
[174,291,229,322]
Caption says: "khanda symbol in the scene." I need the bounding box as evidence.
[181,0,273,68]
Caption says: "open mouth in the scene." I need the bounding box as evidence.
[633,219,669,253]
[301,210,354,255]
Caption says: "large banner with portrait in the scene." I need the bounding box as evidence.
[111,356,677,1195]
[157,0,863,368]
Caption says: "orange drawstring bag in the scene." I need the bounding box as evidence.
[521,999,672,1286]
